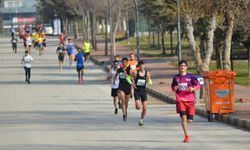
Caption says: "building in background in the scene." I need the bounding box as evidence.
[0,0,37,35]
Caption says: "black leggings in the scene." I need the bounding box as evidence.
[24,67,31,81]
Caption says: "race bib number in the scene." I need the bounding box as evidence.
[131,65,136,71]
[119,73,126,79]
[178,83,188,91]
[137,79,146,86]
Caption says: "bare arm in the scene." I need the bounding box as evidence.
[113,71,118,84]
[106,68,112,80]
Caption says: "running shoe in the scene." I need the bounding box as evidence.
[183,135,190,143]
[138,120,144,126]
[114,108,118,114]
[123,115,127,122]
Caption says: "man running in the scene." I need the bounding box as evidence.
[114,57,132,121]
[21,51,34,84]
[37,33,44,56]
[83,39,91,63]
[10,25,15,38]
[59,33,65,45]
[128,53,138,73]
[67,38,75,66]
[107,60,120,114]
[74,48,85,84]
[171,60,201,143]
[32,31,39,50]
[56,43,66,71]
[128,53,138,98]
[11,36,18,53]
[131,60,152,126]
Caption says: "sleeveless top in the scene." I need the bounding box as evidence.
[117,66,131,88]
[135,70,147,91]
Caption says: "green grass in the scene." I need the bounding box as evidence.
[118,33,191,57]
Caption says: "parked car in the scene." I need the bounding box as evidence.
[43,24,53,35]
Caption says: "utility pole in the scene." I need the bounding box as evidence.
[134,0,140,60]
[177,0,182,62]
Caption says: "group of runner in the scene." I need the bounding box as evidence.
[107,53,152,126]
[11,24,47,56]
[107,53,201,143]
[18,29,200,143]
[56,33,92,84]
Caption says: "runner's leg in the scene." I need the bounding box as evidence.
[27,67,31,84]
[125,94,130,116]
[24,67,28,81]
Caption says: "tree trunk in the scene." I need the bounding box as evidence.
[157,29,160,48]
[184,14,203,72]
[74,21,79,39]
[203,14,216,71]
[223,12,234,70]
[86,11,89,41]
[248,48,250,77]
[101,19,105,34]
[152,30,155,45]
[161,31,165,54]
[148,29,151,46]
[90,10,97,50]
[112,5,122,57]
[105,18,108,56]
[82,11,86,41]
[170,30,174,55]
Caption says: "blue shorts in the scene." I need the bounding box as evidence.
[68,50,73,55]
[76,65,84,72]
[38,43,42,48]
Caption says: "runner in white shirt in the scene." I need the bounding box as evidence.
[107,60,120,114]
[21,51,34,84]
[26,34,32,53]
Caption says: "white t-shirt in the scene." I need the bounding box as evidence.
[111,69,119,89]
[23,55,33,68]
[26,36,32,45]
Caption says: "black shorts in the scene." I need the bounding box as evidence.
[76,65,84,72]
[12,43,17,49]
[119,85,131,95]
[23,42,27,47]
[179,112,194,120]
[58,54,64,62]
[134,89,147,102]
[43,42,46,47]
[34,42,38,47]
[111,88,119,97]
[85,52,90,56]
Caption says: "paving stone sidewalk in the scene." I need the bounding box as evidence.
[74,37,250,131]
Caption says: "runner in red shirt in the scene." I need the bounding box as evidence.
[171,60,201,143]
[59,33,65,45]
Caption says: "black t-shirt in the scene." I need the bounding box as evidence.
[57,46,66,55]
[117,66,131,88]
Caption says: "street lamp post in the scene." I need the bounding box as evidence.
[134,0,140,60]
[177,0,182,62]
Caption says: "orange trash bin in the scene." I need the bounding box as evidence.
[203,70,237,121]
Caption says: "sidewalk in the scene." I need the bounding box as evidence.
[74,37,250,131]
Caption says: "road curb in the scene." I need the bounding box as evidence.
[90,56,250,132]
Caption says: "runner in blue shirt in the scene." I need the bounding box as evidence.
[67,38,75,66]
[74,47,85,84]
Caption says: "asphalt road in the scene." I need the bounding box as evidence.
[0,37,249,150]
